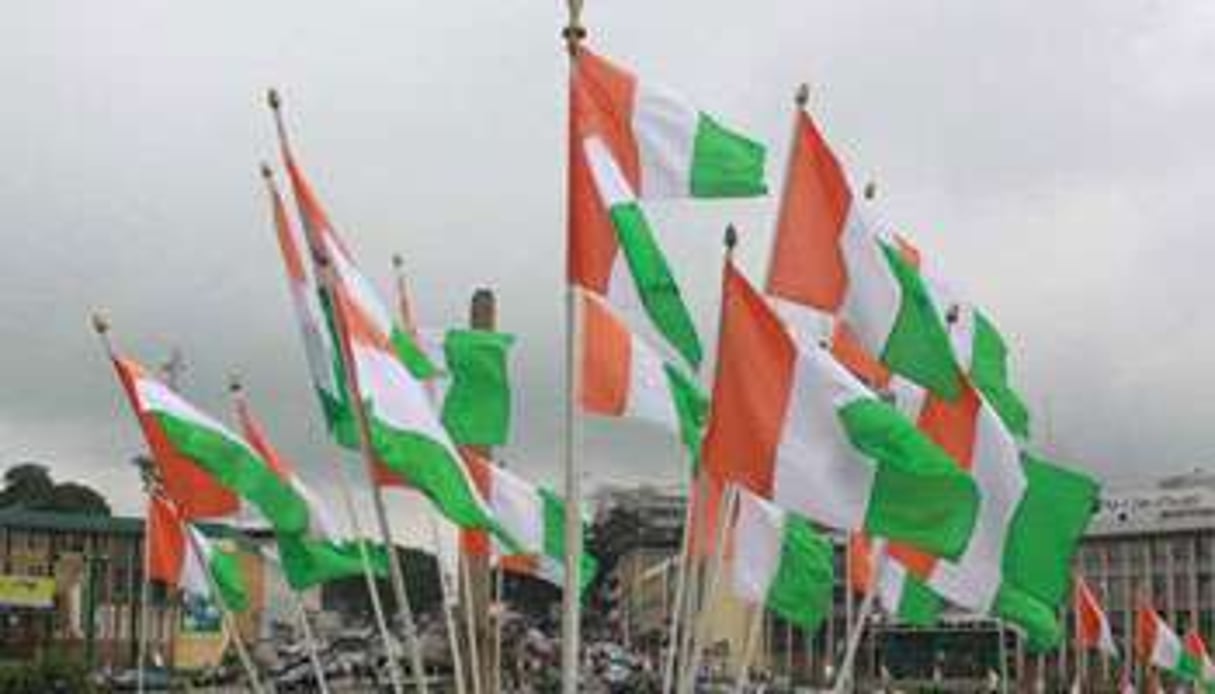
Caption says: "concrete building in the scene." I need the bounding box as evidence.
[592,473,1215,690]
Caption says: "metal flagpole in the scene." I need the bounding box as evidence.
[675,476,708,692]
[662,466,700,693]
[733,605,764,692]
[561,5,589,692]
[291,591,331,694]
[268,90,429,693]
[429,515,468,694]
[231,198,409,693]
[459,552,485,694]
[491,566,504,694]
[679,483,740,694]
[832,539,886,694]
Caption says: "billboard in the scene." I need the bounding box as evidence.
[0,574,55,609]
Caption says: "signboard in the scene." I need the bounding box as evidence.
[1089,487,1215,535]
[0,574,55,609]
[180,593,223,633]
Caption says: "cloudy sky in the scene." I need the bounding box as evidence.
[2,1,1212,539]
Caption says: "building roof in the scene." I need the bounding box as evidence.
[0,508,144,535]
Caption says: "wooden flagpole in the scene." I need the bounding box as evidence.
[459,553,485,694]
[258,165,407,694]
[561,3,588,691]
[268,90,430,693]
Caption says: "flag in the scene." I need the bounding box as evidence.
[236,393,389,589]
[728,486,833,630]
[1075,577,1119,659]
[765,109,961,399]
[416,328,516,446]
[701,261,979,558]
[112,357,308,534]
[147,495,248,611]
[849,534,942,626]
[578,136,701,367]
[1137,602,1200,679]
[463,453,597,594]
[1185,630,1215,689]
[570,46,767,200]
[577,289,708,467]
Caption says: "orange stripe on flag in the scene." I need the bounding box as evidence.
[147,495,187,586]
[578,291,632,416]
[460,449,492,557]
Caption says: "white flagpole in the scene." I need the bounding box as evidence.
[662,467,701,693]
[428,515,468,694]
[560,6,589,692]
[733,605,764,692]
[679,483,740,694]
[182,527,265,694]
[832,539,886,694]
[268,90,429,694]
[291,591,331,694]
[460,552,486,694]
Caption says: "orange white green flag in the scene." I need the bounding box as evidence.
[1075,577,1119,659]
[147,495,248,611]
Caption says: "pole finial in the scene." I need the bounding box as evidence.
[90,311,110,335]
[228,372,243,394]
[259,162,274,181]
[562,0,587,54]
[724,224,739,253]
[266,88,282,112]
[392,253,404,270]
[863,181,877,201]
[795,83,810,107]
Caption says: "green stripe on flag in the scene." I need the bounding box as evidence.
[391,326,440,380]
[838,399,979,560]
[440,329,515,446]
[765,514,833,630]
[1003,454,1100,608]
[971,311,1030,439]
[208,545,250,612]
[539,488,598,595]
[154,413,310,535]
[663,363,709,471]
[609,202,703,369]
[690,114,768,199]
[879,244,963,401]
[897,575,944,627]
[995,583,1061,653]
[277,535,389,590]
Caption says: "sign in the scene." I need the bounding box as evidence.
[1089,487,1215,535]
[0,574,55,609]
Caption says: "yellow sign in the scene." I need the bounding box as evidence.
[0,574,55,608]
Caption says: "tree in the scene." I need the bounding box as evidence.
[45,483,110,516]
[0,462,112,516]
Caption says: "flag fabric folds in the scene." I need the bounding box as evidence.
[1184,630,1215,689]
[147,495,248,611]
[849,534,942,627]
[729,487,833,630]
[577,289,708,467]
[1137,602,1200,680]
[417,328,516,447]
[702,261,979,558]
[1074,577,1119,659]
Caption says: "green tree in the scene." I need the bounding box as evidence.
[0,462,111,516]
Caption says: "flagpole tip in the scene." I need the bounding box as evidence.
[724,224,738,253]
[392,253,404,270]
[90,312,110,335]
[266,88,282,112]
[863,181,877,201]
[228,372,243,394]
[795,84,810,107]
[259,162,274,181]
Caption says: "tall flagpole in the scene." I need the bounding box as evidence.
[267,90,430,694]
[427,515,468,694]
[679,483,740,694]
[291,588,331,694]
[258,165,407,694]
[660,466,699,693]
[561,4,588,692]
[832,538,886,694]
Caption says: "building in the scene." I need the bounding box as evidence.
[593,473,1215,690]
[0,509,278,670]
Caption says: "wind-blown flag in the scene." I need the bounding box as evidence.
[729,487,833,630]
[765,109,961,400]
[416,328,516,447]
[1137,602,1200,680]
[147,495,248,611]
[1184,630,1215,689]
[701,261,979,558]
[577,289,708,467]
[849,534,941,626]
[1075,577,1119,659]
[235,394,389,589]
[112,357,308,535]
[463,453,596,593]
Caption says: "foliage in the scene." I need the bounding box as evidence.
[0,462,110,516]
[0,655,94,694]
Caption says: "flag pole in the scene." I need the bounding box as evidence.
[181,525,266,694]
[290,585,331,694]
[459,552,485,694]
[268,90,430,694]
[661,466,699,693]
[560,5,588,692]
[257,166,408,694]
[427,514,468,694]
[678,482,740,694]
[832,538,886,694]
[733,605,764,692]
[91,313,156,694]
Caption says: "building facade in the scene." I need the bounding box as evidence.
[593,473,1215,690]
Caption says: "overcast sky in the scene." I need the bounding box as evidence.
[2,1,1212,540]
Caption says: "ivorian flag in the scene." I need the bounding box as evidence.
[147,495,249,611]
[112,357,308,534]
[1075,577,1119,659]
[1137,601,1201,680]
[235,394,389,589]
[1184,630,1215,689]
[728,486,833,631]
[263,166,405,487]
[849,534,941,627]
[328,273,516,547]
[764,108,962,400]
[416,328,516,447]
[463,453,597,594]
[577,289,708,468]
[701,261,979,558]
[578,136,702,368]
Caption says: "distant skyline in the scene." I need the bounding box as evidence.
[2,1,1213,541]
